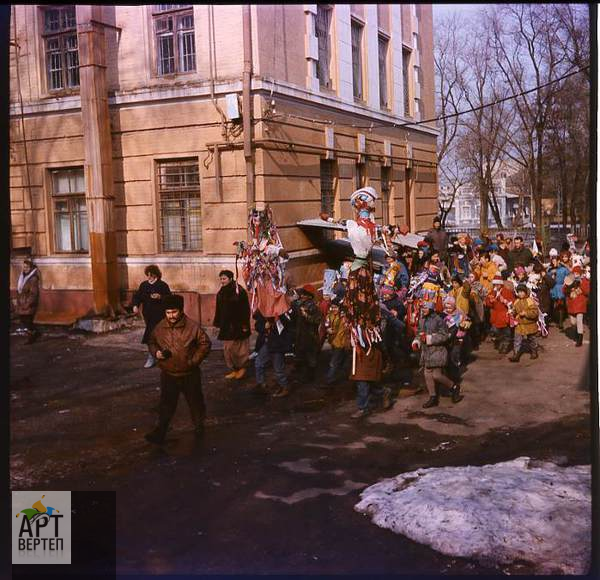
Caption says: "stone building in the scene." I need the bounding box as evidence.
[9,4,438,325]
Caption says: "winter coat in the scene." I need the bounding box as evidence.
[132,279,171,343]
[254,309,295,354]
[564,278,590,315]
[485,287,514,329]
[149,314,212,377]
[536,274,553,314]
[508,247,533,273]
[549,265,570,300]
[326,310,351,350]
[513,297,539,336]
[425,228,449,254]
[416,312,449,369]
[350,346,383,382]
[213,281,251,341]
[16,269,40,316]
[294,298,322,355]
[478,261,498,294]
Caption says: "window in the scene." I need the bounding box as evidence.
[378,35,389,109]
[381,166,391,223]
[355,163,366,190]
[320,160,336,216]
[402,48,411,115]
[43,6,79,91]
[157,159,202,251]
[153,5,196,75]
[315,5,332,89]
[351,19,363,100]
[50,168,88,253]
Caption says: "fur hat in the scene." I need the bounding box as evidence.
[163,294,184,310]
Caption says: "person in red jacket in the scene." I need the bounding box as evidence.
[485,274,516,354]
[563,265,589,347]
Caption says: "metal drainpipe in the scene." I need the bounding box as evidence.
[242,4,255,212]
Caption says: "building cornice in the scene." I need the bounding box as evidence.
[10,78,439,138]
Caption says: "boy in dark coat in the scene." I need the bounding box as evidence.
[214,270,251,379]
[293,284,323,384]
[132,264,171,368]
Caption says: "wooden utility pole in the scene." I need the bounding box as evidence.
[77,6,120,316]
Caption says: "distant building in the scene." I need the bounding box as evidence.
[10,4,438,324]
[439,163,532,231]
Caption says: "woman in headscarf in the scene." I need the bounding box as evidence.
[16,258,40,344]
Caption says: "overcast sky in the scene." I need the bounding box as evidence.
[433,4,484,21]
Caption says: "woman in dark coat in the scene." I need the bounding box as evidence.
[16,258,40,344]
[214,270,251,379]
[132,264,171,368]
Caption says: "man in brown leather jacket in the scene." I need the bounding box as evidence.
[145,294,212,445]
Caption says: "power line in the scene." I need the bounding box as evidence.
[267,65,589,132]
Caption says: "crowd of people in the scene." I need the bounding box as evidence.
[11,215,592,444]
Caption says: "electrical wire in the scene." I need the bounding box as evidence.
[266,65,589,132]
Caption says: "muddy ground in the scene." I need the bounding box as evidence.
[10,323,594,575]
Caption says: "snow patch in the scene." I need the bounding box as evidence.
[354,457,591,575]
[256,479,367,505]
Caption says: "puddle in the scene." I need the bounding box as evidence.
[406,411,471,426]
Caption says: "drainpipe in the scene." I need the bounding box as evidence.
[242,4,255,212]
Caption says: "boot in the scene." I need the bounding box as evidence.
[144,427,167,445]
[529,348,539,360]
[422,395,439,409]
[234,367,247,379]
[499,342,512,355]
[508,350,522,363]
[576,333,584,347]
[450,384,463,404]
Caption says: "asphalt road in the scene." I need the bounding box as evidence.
[10,323,593,575]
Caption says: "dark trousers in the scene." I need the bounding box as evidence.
[156,368,206,435]
[20,314,35,332]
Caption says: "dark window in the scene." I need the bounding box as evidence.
[381,166,391,223]
[43,6,79,91]
[351,20,363,100]
[316,6,332,89]
[355,163,366,190]
[402,48,411,115]
[378,35,389,109]
[157,159,202,251]
[320,160,336,216]
[50,168,88,253]
[153,6,196,75]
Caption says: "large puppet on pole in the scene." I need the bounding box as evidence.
[234,206,289,318]
[321,187,383,373]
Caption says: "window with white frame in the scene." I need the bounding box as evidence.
[378,34,389,109]
[315,5,332,89]
[153,5,196,76]
[42,5,79,91]
[351,19,364,100]
[157,159,202,252]
[50,167,89,253]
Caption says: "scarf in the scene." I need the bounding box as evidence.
[17,268,37,294]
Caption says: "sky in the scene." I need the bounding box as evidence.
[432,4,484,21]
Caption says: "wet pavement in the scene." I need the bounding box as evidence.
[10,324,593,575]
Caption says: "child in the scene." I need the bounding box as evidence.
[485,274,515,354]
[509,284,540,362]
[324,299,351,384]
[563,266,590,347]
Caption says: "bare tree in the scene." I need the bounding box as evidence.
[489,4,570,232]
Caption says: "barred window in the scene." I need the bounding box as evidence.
[378,34,389,109]
[153,6,196,75]
[351,19,363,100]
[315,6,332,89]
[157,159,202,252]
[43,6,79,91]
[402,48,411,116]
[50,167,88,253]
[320,160,336,216]
[355,163,366,190]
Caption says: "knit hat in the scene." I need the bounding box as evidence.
[549,248,558,257]
[514,266,526,276]
[572,265,583,275]
[421,299,436,310]
[488,243,499,251]
[163,294,184,310]
[443,295,456,307]
[516,283,529,295]
[492,273,504,285]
